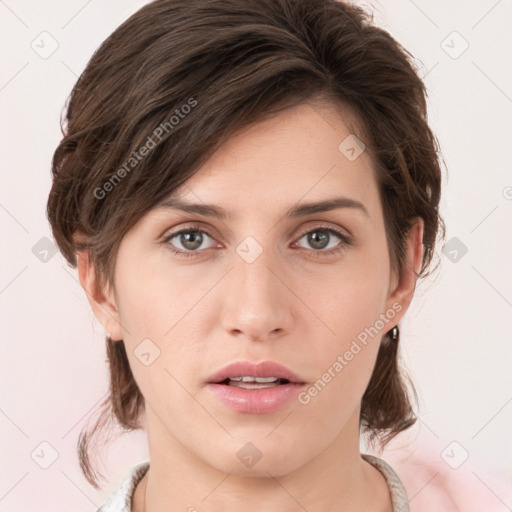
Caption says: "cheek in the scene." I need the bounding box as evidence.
[112,257,207,415]
[317,236,391,335]
[112,248,221,399]
[114,246,203,338]
[299,238,391,394]
[298,282,388,423]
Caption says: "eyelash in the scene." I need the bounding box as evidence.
[162,223,352,259]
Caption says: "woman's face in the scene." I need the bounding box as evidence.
[85,101,422,477]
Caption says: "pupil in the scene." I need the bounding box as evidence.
[309,230,328,249]
[182,231,202,250]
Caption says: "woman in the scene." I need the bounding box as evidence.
[46,0,500,510]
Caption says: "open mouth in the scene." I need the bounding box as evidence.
[218,376,291,389]
[206,363,307,413]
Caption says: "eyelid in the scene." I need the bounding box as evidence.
[161,222,219,246]
[292,224,353,256]
[295,223,352,242]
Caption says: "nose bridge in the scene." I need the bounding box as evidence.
[222,236,290,340]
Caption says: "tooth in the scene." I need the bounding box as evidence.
[242,376,279,383]
[228,380,281,389]
[228,376,280,383]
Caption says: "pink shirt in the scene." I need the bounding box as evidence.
[376,437,511,511]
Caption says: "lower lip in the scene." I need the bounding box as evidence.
[207,382,306,414]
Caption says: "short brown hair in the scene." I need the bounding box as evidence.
[47,0,444,489]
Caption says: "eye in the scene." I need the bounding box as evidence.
[294,226,352,255]
[162,224,352,259]
[163,227,216,258]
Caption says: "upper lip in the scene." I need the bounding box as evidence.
[207,360,306,384]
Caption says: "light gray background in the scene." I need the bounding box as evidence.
[1,0,511,510]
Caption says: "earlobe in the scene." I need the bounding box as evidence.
[387,218,424,318]
[76,249,123,341]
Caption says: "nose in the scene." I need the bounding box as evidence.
[221,244,293,343]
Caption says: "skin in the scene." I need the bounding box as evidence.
[77,101,424,512]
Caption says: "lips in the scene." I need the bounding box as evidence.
[206,360,306,385]
[205,360,307,413]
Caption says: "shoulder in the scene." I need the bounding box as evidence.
[377,439,511,512]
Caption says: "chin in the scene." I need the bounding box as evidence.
[203,440,308,478]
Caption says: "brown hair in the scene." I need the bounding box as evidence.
[47,0,444,489]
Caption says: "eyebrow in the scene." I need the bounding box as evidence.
[157,196,369,219]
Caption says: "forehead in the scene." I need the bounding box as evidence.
[155,102,380,221]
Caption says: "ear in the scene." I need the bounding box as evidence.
[386,217,424,321]
[76,248,124,341]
